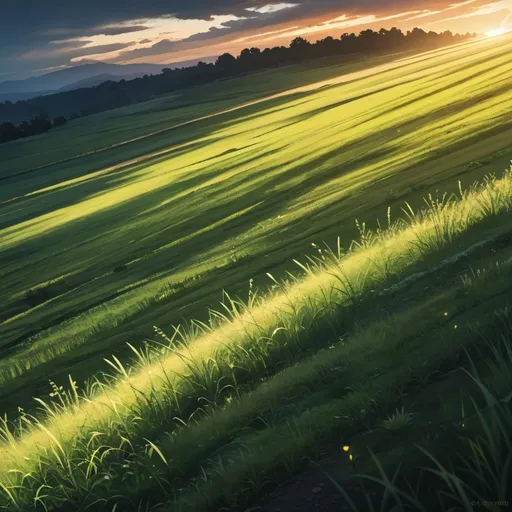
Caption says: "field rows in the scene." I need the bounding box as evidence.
[1,38,511,401]
[1,34,512,511]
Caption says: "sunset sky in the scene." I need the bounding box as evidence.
[1,0,511,80]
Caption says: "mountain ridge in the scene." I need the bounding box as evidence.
[0,63,164,95]
[0,58,216,101]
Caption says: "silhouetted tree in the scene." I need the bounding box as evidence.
[18,120,32,137]
[0,122,20,143]
[290,37,310,49]
[290,37,311,60]
[53,116,67,127]
[30,114,52,134]
[216,53,237,74]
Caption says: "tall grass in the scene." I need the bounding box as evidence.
[2,168,510,388]
[1,168,512,510]
[330,343,512,512]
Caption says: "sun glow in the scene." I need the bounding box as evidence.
[485,27,510,37]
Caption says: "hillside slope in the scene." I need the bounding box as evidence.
[0,34,511,511]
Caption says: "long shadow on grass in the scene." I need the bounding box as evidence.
[3,93,511,348]
[276,50,512,139]
[3,83,510,311]
[8,211,512,511]
[0,140,395,352]
[0,139,221,230]
[2,71,512,410]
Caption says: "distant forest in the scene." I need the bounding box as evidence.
[0,27,476,143]
[0,115,67,144]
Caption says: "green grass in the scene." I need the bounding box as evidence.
[1,165,512,510]
[1,34,512,511]
[0,52,413,181]
[325,354,512,512]
[1,36,512,416]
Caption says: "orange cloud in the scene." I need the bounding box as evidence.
[427,0,508,24]
[403,0,480,20]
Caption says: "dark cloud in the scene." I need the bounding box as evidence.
[49,40,95,49]
[138,38,153,44]
[0,0,426,50]
[116,39,178,60]
[14,42,138,76]
[22,42,137,61]
[0,1,253,77]
[94,25,151,36]
[0,0,256,47]
[184,7,300,42]
[44,25,150,38]
[67,42,138,57]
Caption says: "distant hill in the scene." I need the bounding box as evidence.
[0,91,54,103]
[56,58,218,94]
[0,58,217,102]
[57,73,138,92]
[0,63,165,101]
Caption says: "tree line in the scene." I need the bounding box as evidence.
[0,114,67,144]
[0,27,476,143]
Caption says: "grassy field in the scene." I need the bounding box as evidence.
[1,34,512,511]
